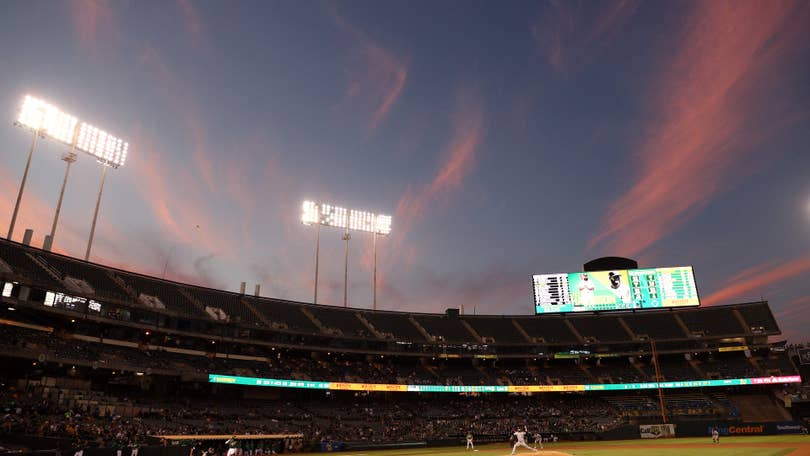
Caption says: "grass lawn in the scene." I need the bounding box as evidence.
[298,436,810,456]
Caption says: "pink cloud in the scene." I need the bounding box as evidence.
[590,0,809,257]
[365,87,486,275]
[330,5,409,131]
[0,164,127,262]
[396,87,485,227]
[138,46,217,191]
[177,0,204,46]
[67,0,112,54]
[702,254,810,306]
[774,296,810,320]
[533,0,639,73]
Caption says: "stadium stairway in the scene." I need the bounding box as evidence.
[419,358,441,380]
[25,252,67,285]
[511,320,532,343]
[301,308,331,335]
[408,316,433,342]
[459,319,483,343]
[730,394,792,422]
[177,288,211,317]
[673,314,691,336]
[630,358,651,381]
[579,363,599,383]
[564,320,586,344]
[241,297,273,327]
[687,358,707,379]
[106,270,138,298]
[746,356,765,375]
[355,313,384,339]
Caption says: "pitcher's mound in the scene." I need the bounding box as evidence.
[505,452,574,456]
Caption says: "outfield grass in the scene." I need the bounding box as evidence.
[299,436,810,456]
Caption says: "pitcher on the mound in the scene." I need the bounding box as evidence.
[511,427,538,455]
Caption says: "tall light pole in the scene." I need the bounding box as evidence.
[85,164,108,261]
[7,95,129,257]
[313,222,321,304]
[9,95,78,241]
[371,214,391,311]
[342,227,350,308]
[8,131,39,240]
[302,201,391,309]
[372,231,378,310]
[75,122,128,261]
[47,146,78,249]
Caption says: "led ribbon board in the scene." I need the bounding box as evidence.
[533,266,699,314]
[209,374,801,393]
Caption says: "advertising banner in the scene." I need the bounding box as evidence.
[710,422,805,436]
[640,424,676,439]
[208,374,801,393]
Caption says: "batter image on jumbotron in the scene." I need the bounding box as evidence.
[533,266,699,314]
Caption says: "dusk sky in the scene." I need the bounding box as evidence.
[1,1,809,340]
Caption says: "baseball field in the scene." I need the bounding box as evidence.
[299,436,810,456]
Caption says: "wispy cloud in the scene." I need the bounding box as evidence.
[360,86,485,303]
[702,253,810,306]
[590,0,810,257]
[533,0,640,73]
[67,0,114,55]
[396,88,485,224]
[176,0,204,47]
[395,86,485,232]
[377,263,530,315]
[0,164,128,264]
[774,296,810,341]
[774,296,810,320]
[330,5,409,132]
[138,46,217,192]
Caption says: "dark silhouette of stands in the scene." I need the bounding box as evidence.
[0,238,787,350]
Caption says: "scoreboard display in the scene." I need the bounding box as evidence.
[533,266,699,314]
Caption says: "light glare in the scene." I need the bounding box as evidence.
[301,200,319,225]
[16,95,78,145]
[302,200,391,235]
[76,122,128,168]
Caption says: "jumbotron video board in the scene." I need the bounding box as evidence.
[533,266,699,314]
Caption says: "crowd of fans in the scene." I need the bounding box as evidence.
[0,311,803,452]
[0,323,798,390]
[1,381,626,451]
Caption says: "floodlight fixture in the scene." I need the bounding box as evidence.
[16,95,78,145]
[301,200,392,309]
[7,94,130,258]
[8,95,81,240]
[76,122,129,260]
[302,200,391,235]
[76,122,128,168]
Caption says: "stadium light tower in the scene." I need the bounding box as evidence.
[9,95,78,241]
[302,201,392,309]
[9,95,129,256]
[76,122,129,261]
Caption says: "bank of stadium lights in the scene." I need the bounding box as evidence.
[76,123,129,169]
[8,96,78,241]
[301,200,392,309]
[8,95,129,259]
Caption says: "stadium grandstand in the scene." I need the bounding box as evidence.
[1,237,808,454]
